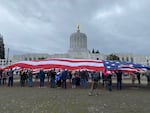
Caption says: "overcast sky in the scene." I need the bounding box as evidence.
[0,0,150,57]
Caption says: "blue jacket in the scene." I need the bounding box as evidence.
[61,70,68,80]
[38,70,45,80]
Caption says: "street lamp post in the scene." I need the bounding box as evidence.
[6,48,9,65]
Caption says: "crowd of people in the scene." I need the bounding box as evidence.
[0,68,150,95]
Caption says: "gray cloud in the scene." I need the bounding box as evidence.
[0,0,150,57]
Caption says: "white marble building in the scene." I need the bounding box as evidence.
[10,25,150,66]
[12,53,50,63]
[110,53,150,65]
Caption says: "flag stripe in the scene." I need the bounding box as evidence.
[3,58,104,71]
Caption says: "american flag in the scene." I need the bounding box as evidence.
[102,60,120,71]
[102,60,149,72]
[3,58,104,71]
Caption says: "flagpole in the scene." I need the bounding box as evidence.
[6,48,9,65]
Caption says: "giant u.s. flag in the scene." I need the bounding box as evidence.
[102,60,149,72]
[3,58,104,71]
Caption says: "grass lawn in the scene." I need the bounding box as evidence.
[0,83,150,113]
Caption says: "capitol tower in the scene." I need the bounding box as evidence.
[69,24,89,53]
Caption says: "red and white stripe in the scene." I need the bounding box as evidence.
[3,58,104,71]
[118,64,137,73]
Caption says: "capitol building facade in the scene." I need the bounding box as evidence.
[2,25,150,67]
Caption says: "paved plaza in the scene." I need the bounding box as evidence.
[0,79,150,113]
